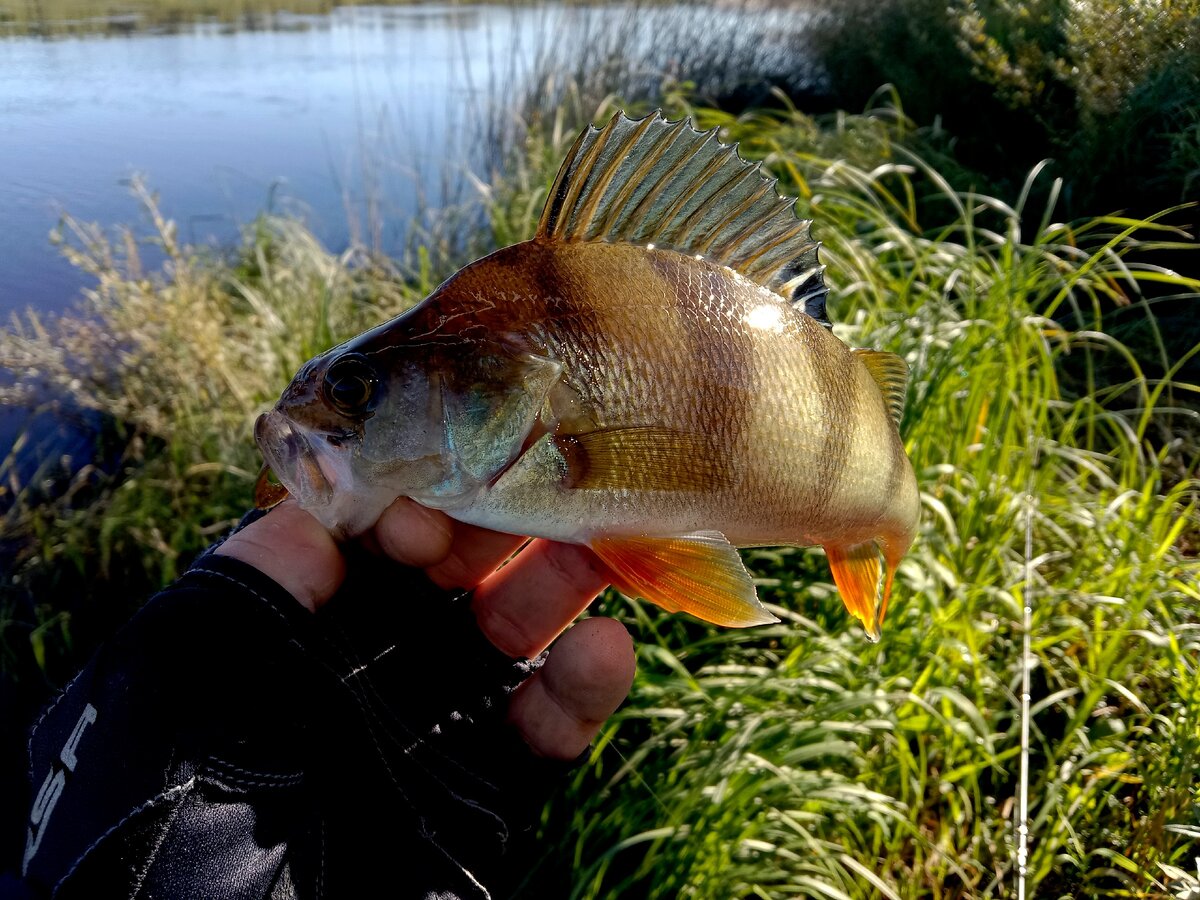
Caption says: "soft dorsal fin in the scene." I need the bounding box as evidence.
[853,349,908,426]
[538,111,829,321]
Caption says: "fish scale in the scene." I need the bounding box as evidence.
[255,111,919,640]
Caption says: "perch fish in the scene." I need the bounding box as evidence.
[254,111,920,639]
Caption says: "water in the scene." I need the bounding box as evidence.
[0,5,543,318]
[0,2,813,320]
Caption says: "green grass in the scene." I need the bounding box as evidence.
[803,0,1200,226]
[3,103,1198,897]
[496,102,1200,897]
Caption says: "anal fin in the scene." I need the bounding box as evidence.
[591,532,777,628]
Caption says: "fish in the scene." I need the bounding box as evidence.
[254,110,920,640]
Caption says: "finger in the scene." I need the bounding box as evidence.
[472,540,611,659]
[214,502,345,613]
[424,522,528,591]
[508,617,636,760]
[372,497,455,569]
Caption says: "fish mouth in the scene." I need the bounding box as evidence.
[254,410,335,508]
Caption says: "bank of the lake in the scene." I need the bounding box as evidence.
[3,97,1198,895]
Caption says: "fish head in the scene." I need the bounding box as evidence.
[255,340,453,538]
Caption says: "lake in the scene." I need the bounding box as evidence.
[1,4,537,318]
[0,2,812,319]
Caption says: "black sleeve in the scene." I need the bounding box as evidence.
[22,536,575,899]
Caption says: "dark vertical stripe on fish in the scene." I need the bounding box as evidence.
[524,246,611,415]
[807,329,851,515]
[660,255,758,485]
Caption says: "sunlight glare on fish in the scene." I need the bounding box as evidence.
[743,303,786,333]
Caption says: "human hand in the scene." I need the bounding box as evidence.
[215,499,636,760]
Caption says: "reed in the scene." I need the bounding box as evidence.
[0,182,432,677]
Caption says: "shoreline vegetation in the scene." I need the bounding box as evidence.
[0,0,819,38]
[0,0,516,37]
[3,0,1199,896]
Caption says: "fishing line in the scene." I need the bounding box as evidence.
[608,734,671,817]
[1017,425,1037,900]
[589,597,673,818]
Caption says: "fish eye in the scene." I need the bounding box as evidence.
[323,354,379,417]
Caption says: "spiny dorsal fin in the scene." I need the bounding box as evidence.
[853,349,908,426]
[538,111,829,319]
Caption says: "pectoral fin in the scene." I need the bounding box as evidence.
[591,532,778,627]
[253,464,289,510]
[825,540,890,642]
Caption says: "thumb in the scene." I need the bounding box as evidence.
[215,502,346,612]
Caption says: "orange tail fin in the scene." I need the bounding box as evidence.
[825,540,898,642]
